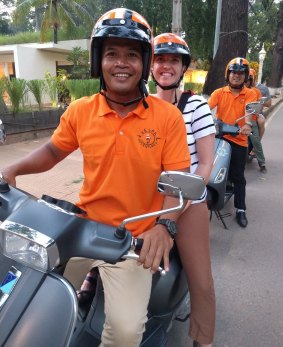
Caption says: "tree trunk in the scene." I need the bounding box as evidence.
[54,25,58,44]
[267,5,283,88]
[202,0,249,96]
[53,0,58,44]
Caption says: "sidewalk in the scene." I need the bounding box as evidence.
[263,94,283,118]
[0,140,83,203]
[0,95,282,204]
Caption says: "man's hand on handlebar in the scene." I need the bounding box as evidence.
[0,169,16,186]
[240,123,252,136]
[137,224,173,274]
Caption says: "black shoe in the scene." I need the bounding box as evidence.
[236,211,248,228]
[259,165,267,173]
[247,153,256,163]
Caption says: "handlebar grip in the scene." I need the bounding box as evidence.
[0,175,10,193]
[134,238,143,251]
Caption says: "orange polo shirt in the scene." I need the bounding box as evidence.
[52,93,190,236]
[252,87,261,100]
[208,86,257,147]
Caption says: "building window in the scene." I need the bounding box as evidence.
[0,62,15,79]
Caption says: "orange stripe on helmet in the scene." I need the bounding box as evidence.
[154,33,188,47]
[132,13,151,28]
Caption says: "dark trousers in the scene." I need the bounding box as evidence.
[227,140,248,210]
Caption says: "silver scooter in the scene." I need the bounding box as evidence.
[207,100,264,228]
[0,123,205,347]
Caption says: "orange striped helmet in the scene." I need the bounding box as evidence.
[153,33,191,70]
[90,8,153,81]
[225,57,250,82]
[248,68,256,80]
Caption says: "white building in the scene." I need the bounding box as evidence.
[0,39,90,105]
[0,39,90,80]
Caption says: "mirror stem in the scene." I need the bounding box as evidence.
[114,190,184,239]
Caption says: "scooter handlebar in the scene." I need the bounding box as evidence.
[215,119,240,138]
[127,238,166,276]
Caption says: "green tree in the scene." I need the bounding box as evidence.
[182,0,217,61]
[142,0,172,36]
[0,0,16,34]
[66,47,90,79]
[14,0,93,43]
[248,0,279,83]
[203,0,249,95]
[268,1,283,87]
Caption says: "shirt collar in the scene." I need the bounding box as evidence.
[224,85,247,95]
[96,93,149,119]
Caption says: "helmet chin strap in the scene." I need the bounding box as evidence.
[151,73,183,90]
[100,78,149,108]
[228,82,244,90]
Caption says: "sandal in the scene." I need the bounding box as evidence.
[76,290,94,304]
[76,267,99,304]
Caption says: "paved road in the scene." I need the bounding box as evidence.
[168,101,283,347]
[0,100,283,347]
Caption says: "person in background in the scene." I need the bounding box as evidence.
[152,33,216,347]
[0,9,191,347]
[246,68,269,173]
[256,83,272,108]
[208,58,257,228]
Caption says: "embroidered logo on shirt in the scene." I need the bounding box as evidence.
[138,128,160,148]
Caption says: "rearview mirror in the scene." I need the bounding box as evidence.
[259,96,270,104]
[0,119,6,144]
[158,171,206,200]
[245,102,264,115]
[116,171,206,238]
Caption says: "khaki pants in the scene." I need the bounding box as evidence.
[64,258,152,347]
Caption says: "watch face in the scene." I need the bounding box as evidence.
[168,221,177,234]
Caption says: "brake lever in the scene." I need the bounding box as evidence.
[122,238,167,276]
[122,252,166,276]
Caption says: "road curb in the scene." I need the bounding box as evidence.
[263,97,283,119]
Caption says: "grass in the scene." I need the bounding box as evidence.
[0,27,89,46]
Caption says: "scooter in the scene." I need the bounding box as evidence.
[0,126,206,347]
[207,100,264,229]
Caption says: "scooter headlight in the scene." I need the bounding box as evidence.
[214,168,227,184]
[0,220,59,272]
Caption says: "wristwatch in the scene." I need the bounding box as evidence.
[156,219,177,239]
[245,121,252,126]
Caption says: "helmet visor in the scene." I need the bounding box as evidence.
[228,63,248,72]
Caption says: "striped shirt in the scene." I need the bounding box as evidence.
[181,94,216,203]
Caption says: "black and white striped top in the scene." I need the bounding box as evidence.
[181,94,216,202]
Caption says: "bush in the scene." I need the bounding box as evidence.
[65,79,100,101]
[45,72,59,107]
[5,78,28,115]
[147,80,157,94]
[184,82,204,95]
[27,79,46,110]
[0,78,8,113]
[0,32,41,45]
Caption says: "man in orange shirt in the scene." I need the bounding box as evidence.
[0,9,190,347]
[208,58,257,228]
